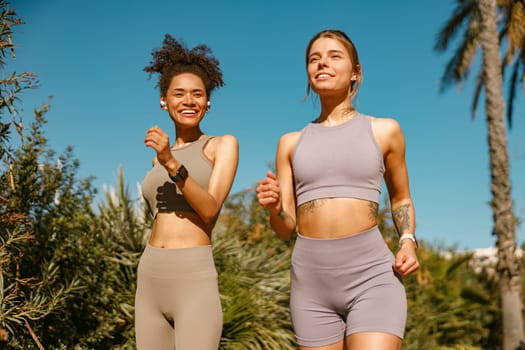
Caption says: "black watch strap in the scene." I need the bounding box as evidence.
[169,164,189,182]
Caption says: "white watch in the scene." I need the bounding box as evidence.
[399,233,418,248]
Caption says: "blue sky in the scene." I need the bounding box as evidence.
[8,0,525,250]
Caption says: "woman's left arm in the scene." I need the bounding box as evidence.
[377,118,419,276]
[177,134,239,224]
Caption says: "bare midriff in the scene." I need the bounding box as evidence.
[297,197,378,239]
[148,212,212,249]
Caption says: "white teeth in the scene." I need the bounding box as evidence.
[182,110,196,115]
[317,73,330,79]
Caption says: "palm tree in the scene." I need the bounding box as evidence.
[478,2,524,348]
[435,0,524,126]
[435,0,524,349]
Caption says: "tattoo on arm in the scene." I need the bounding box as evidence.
[392,203,411,235]
[279,209,296,228]
[368,202,379,222]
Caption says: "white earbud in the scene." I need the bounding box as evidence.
[206,101,211,110]
[160,100,166,109]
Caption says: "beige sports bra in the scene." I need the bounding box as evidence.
[141,136,213,217]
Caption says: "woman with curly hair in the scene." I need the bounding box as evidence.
[136,34,238,350]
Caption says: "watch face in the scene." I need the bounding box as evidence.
[179,165,188,180]
[169,165,188,182]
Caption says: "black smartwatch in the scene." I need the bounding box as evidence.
[169,164,189,182]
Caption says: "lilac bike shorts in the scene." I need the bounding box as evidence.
[290,225,406,347]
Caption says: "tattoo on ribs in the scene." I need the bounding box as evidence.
[298,199,327,216]
[368,202,379,221]
[392,203,411,234]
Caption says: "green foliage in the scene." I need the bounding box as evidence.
[85,167,150,349]
[403,246,498,350]
[215,188,296,349]
[214,232,295,349]
[0,206,82,349]
[0,0,37,161]
[2,119,146,349]
[0,3,99,347]
[0,105,98,349]
[220,188,294,255]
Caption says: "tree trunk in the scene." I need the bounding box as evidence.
[478,0,525,349]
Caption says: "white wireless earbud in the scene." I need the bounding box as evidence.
[160,100,167,109]
[206,101,211,110]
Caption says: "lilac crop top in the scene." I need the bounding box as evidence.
[141,136,213,218]
[292,113,385,206]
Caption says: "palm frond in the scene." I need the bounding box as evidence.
[440,20,481,92]
[470,70,484,120]
[446,252,474,278]
[504,0,525,63]
[460,286,492,305]
[506,57,520,128]
[435,0,477,51]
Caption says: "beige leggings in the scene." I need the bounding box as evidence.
[135,245,223,350]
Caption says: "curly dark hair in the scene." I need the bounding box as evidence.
[144,34,224,98]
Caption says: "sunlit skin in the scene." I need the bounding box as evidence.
[256,36,419,350]
[144,72,239,249]
[307,37,356,103]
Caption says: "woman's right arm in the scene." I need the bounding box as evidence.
[257,132,299,239]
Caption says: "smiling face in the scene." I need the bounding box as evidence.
[307,37,359,98]
[161,72,208,127]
